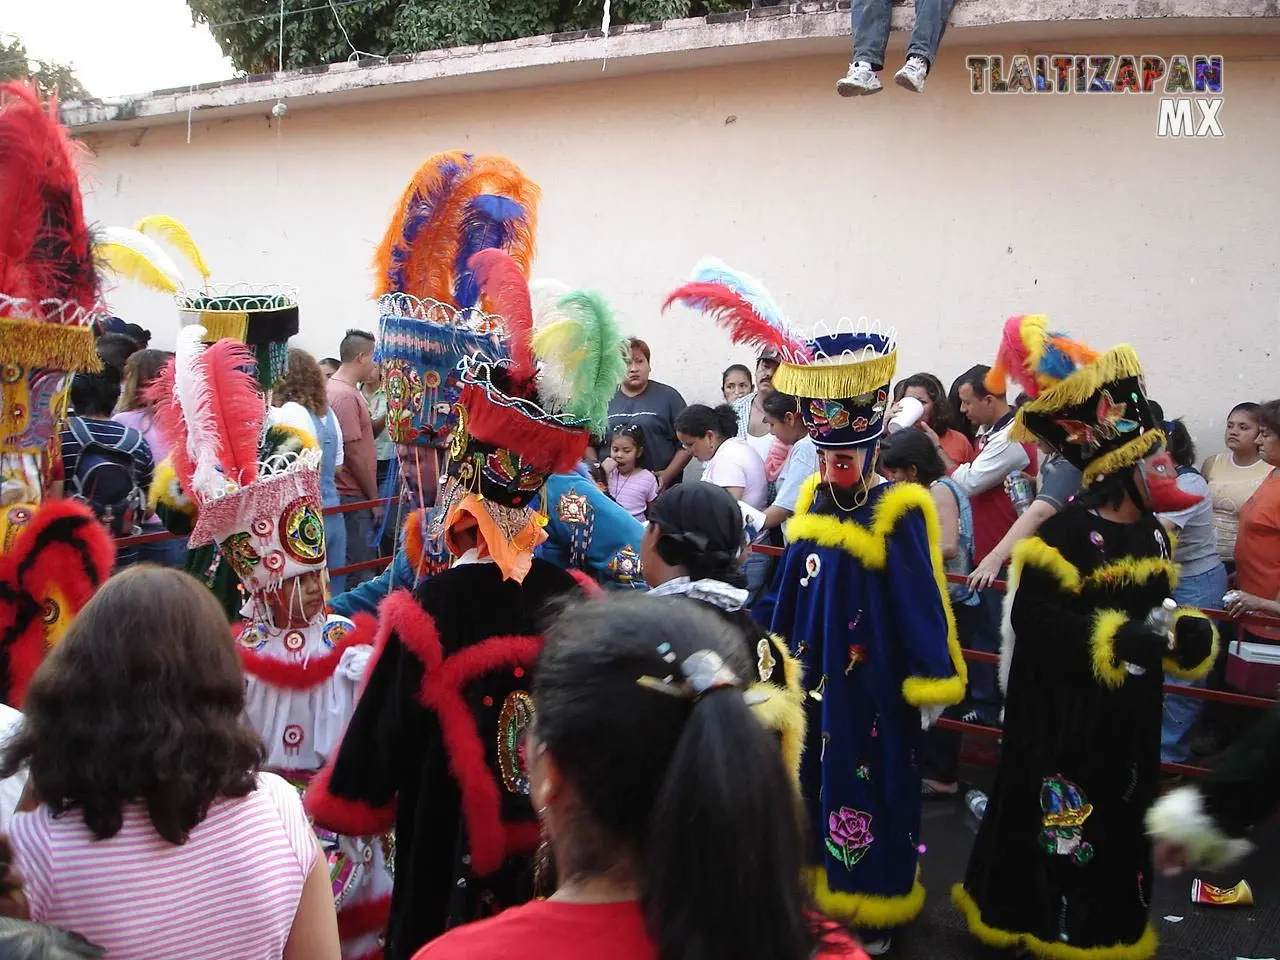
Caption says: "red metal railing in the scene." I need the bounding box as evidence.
[114,504,1278,777]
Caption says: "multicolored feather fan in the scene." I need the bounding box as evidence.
[663,257,812,364]
[986,314,1100,399]
[373,151,539,308]
[531,288,628,436]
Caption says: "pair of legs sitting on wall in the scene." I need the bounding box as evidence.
[837,0,955,96]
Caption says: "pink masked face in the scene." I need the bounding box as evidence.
[820,449,866,490]
[1135,449,1200,512]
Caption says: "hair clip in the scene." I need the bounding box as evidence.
[637,648,767,706]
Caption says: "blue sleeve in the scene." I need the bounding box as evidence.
[542,475,648,588]
[330,563,391,617]
[886,509,966,707]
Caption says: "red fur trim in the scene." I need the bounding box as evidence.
[460,382,588,475]
[338,893,391,940]
[236,620,366,690]
[0,499,114,705]
[420,632,544,877]
[566,568,602,596]
[380,589,444,673]
[304,758,396,836]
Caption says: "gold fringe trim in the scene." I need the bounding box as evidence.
[0,318,101,372]
[197,310,250,343]
[1090,609,1131,689]
[1164,608,1220,681]
[773,349,897,401]
[783,482,966,708]
[811,866,925,929]
[952,884,1158,960]
[1016,345,1144,418]
[1080,430,1164,487]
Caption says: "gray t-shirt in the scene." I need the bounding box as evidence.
[1036,454,1082,511]
[1159,469,1222,577]
[607,380,687,473]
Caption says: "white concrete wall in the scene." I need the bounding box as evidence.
[80,33,1280,455]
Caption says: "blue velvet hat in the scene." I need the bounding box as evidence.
[374,294,507,450]
[772,325,897,449]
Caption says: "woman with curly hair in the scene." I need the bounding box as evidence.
[273,347,348,592]
[1,566,340,960]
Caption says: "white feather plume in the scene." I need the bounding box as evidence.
[97,226,187,292]
[173,325,228,500]
[528,278,575,414]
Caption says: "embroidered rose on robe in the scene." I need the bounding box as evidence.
[826,806,874,870]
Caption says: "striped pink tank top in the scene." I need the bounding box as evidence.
[9,772,316,959]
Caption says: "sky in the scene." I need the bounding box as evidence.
[2,0,238,98]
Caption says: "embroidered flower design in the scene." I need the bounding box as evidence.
[825,806,874,870]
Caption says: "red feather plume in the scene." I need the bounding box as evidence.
[0,83,98,317]
[663,282,811,362]
[145,357,193,486]
[468,248,536,388]
[201,338,267,483]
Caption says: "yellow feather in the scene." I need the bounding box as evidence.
[96,241,180,294]
[135,214,212,280]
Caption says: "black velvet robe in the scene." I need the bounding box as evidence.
[306,559,579,960]
[957,504,1216,960]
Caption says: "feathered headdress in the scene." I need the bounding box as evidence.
[663,257,812,364]
[94,215,212,295]
[532,288,628,436]
[986,314,1099,400]
[373,151,539,309]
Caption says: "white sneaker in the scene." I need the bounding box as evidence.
[837,61,882,97]
[894,55,929,92]
[862,936,892,956]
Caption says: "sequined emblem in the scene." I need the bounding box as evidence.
[384,359,426,444]
[280,498,325,563]
[556,491,590,526]
[1039,775,1095,864]
[251,517,273,537]
[1053,390,1140,452]
[263,550,286,573]
[497,691,535,795]
[807,399,851,436]
[322,619,349,650]
[607,546,642,584]
[222,531,262,582]
[483,448,546,497]
[282,723,305,756]
[447,405,470,462]
[284,630,306,654]
[826,807,874,871]
[328,845,361,908]
[800,553,821,587]
[756,638,777,682]
[238,622,269,650]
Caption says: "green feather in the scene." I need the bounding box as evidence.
[557,290,627,435]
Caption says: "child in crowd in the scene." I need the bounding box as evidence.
[607,424,659,521]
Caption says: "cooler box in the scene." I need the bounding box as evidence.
[1225,641,1280,697]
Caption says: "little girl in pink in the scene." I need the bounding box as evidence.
[606,425,659,521]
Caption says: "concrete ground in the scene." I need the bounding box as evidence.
[900,761,1278,959]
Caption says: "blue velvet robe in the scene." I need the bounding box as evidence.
[754,477,965,929]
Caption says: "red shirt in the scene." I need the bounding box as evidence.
[326,376,376,499]
[413,899,869,960]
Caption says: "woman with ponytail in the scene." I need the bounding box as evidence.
[643,483,807,782]
[413,595,866,960]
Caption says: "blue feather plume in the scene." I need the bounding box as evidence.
[451,195,528,310]
[386,155,470,292]
[689,257,788,330]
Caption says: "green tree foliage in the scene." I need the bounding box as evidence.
[0,35,90,100]
[188,0,751,75]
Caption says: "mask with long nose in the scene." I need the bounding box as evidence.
[1134,449,1201,512]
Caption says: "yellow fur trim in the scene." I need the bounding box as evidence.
[0,317,102,372]
[148,457,197,515]
[784,482,966,707]
[793,471,824,518]
[1011,537,1177,596]
[1083,554,1179,593]
[1081,430,1164,488]
[811,867,925,929]
[774,349,897,400]
[1090,610,1131,689]
[1164,608,1220,680]
[748,636,806,792]
[952,885,1158,960]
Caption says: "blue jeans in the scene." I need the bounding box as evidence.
[851,0,956,70]
[962,587,1004,720]
[325,510,347,596]
[341,497,376,588]
[1160,562,1228,763]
